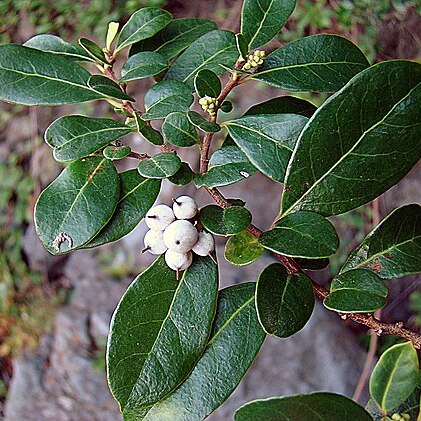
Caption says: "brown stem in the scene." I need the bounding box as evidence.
[203,187,421,349]
[128,152,150,160]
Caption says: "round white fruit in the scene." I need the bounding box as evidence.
[192,231,215,256]
[163,220,199,253]
[145,205,175,230]
[143,230,167,255]
[172,196,198,220]
[165,250,192,271]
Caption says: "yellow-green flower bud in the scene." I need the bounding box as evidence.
[242,50,266,71]
[199,95,219,117]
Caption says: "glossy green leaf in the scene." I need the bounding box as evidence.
[187,111,220,133]
[194,69,221,98]
[194,145,257,188]
[23,34,92,61]
[200,205,252,236]
[342,204,421,279]
[224,114,308,183]
[246,95,317,117]
[162,112,198,147]
[79,38,108,63]
[45,115,132,163]
[140,282,265,421]
[115,7,172,52]
[254,34,369,92]
[168,162,194,186]
[138,153,181,179]
[282,60,421,217]
[103,145,131,160]
[296,258,329,271]
[241,0,296,50]
[107,255,218,416]
[256,263,314,337]
[143,80,193,120]
[86,170,161,248]
[225,231,264,266]
[34,157,119,255]
[88,75,134,101]
[0,45,105,105]
[120,52,168,83]
[134,114,164,145]
[131,18,217,60]
[323,269,388,313]
[235,393,373,421]
[164,30,238,88]
[259,211,339,258]
[370,342,419,412]
[220,100,233,113]
[366,373,421,421]
[236,33,248,60]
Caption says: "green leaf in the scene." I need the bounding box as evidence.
[224,114,308,183]
[86,170,161,248]
[106,22,120,51]
[162,112,198,147]
[323,269,388,313]
[134,114,164,145]
[138,153,181,179]
[246,95,317,118]
[366,373,421,421]
[254,34,369,92]
[164,30,238,88]
[103,145,131,160]
[88,75,135,101]
[120,52,168,83]
[34,157,119,255]
[45,115,132,163]
[168,162,194,186]
[130,18,217,60]
[234,393,373,420]
[225,231,264,266]
[140,283,265,421]
[187,111,221,133]
[256,263,314,338]
[342,204,421,279]
[235,33,248,60]
[23,34,92,61]
[194,145,257,188]
[143,80,193,120]
[220,100,233,113]
[0,45,105,105]
[200,205,252,236]
[78,38,108,63]
[296,258,329,271]
[282,60,421,217]
[107,255,218,416]
[241,0,296,50]
[370,342,419,412]
[259,211,339,258]
[115,7,172,53]
[194,69,221,98]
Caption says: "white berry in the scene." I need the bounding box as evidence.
[143,230,167,255]
[165,250,192,271]
[163,220,198,253]
[172,196,198,220]
[192,231,215,256]
[145,205,175,230]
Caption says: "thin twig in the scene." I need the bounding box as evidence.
[197,71,421,347]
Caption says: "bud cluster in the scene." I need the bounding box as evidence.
[199,96,219,117]
[143,196,215,277]
[242,50,266,71]
[391,414,410,421]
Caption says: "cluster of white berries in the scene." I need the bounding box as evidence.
[143,196,215,276]
[242,50,266,71]
[198,96,219,117]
